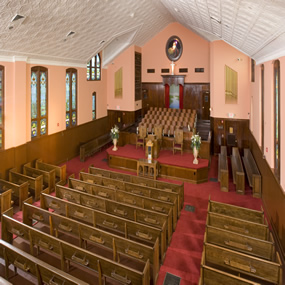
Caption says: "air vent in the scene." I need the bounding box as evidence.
[147,69,155,73]
[195,68,204,73]
[66,31,75,37]
[11,14,25,22]
[179,68,188,73]
[161,68,169,73]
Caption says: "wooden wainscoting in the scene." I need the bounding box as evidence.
[0,116,109,180]
[108,110,140,129]
[249,131,285,261]
[211,117,250,155]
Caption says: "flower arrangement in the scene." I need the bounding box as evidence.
[191,133,201,150]
[110,125,119,140]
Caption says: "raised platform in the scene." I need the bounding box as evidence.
[106,144,209,183]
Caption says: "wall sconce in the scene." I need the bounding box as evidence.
[237,58,242,61]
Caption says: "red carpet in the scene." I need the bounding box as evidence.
[1,150,263,285]
[106,144,209,169]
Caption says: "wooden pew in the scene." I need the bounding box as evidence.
[231,147,245,194]
[24,162,56,193]
[69,177,177,230]
[218,146,229,192]
[242,148,262,198]
[55,184,173,244]
[0,187,12,218]
[80,133,112,162]
[9,168,44,201]
[206,212,269,241]
[40,192,167,262]
[202,241,282,285]
[89,165,184,211]
[205,225,276,261]
[199,264,261,285]
[81,171,179,220]
[35,158,67,185]
[0,179,29,210]
[1,210,151,285]
[22,200,160,283]
[0,239,89,285]
[208,197,265,224]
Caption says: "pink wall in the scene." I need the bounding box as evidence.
[1,60,108,149]
[210,40,251,119]
[251,57,285,191]
[106,45,141,111]
[142,22,210,83]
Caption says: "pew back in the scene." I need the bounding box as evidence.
[0,179,29,210]
[0,239,89,285]
[208,198,265,224]
[40,192,167,261]
[36,158,66,184]
[231,147,245,194]
[2,211,151,285]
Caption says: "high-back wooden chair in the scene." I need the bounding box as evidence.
[136,125,147,149]
[173,129,184,155]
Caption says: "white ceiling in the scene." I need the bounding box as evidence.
[0,0,285,66]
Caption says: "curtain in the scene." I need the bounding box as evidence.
[179,84,183,109]
[165,84,170,108]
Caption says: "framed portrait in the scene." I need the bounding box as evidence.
[166,36,183,62]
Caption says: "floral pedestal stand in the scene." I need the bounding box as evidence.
[193,146,199,164]
[112,138,118,151]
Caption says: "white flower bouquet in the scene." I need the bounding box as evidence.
[191,134,201,150]
[110,125,119,140]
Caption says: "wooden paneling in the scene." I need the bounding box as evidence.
[0,117,109,180]
[142,82,210,119]
[107,110,137,129]
[249,131,285,261]
[211,117,249,155]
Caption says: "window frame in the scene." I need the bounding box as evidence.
[0,65,4,150]
[31,66,48,139]
[92,92,96,120]
[273,60,280,181]
[66,68,78,129]
[87,53,101,81]
[261,64,264,154]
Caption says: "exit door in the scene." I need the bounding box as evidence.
[202,91,210,120]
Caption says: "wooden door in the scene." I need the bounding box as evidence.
[202,91,210,120]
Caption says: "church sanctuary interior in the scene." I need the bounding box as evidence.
[1,0,285,284]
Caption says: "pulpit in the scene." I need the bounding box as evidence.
[145,134,160,159]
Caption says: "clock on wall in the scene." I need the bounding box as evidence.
[166,35,183,62]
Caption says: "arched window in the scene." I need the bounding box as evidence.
[66,68,77,128]
[31,66,48,139]
[87,54,101,81]
[274,60,280,180]
[261,64,264,154]
[92,92,96,120]
[0,65,4,149]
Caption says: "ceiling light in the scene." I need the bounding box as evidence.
[66,31,75,37]
[99,40,105,45]
[174,7,179,12]
[130,12,135,18]
[210,16,221,24]
[11,14,25,22]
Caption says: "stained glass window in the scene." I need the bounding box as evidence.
[87,53,101,81]
[274,60,280,181]
[66,68,77,128]
[92,92,96,120]
[0,66,3,149]
[31,67,48,139]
